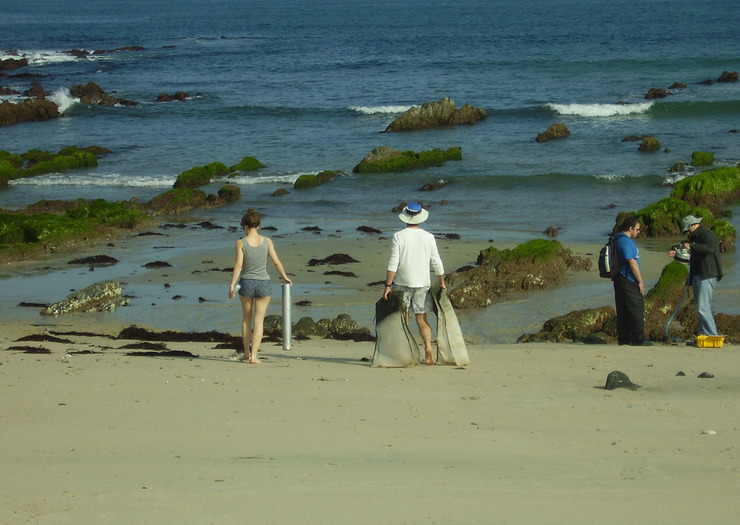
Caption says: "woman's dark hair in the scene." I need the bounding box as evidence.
[241,208,261,228]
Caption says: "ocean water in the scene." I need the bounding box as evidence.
[1,0,739,340]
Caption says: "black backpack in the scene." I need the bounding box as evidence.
[598,235,620,279]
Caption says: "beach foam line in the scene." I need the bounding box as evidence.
[348,105,413,114]
[547,101,653,117]
[0,49,82,66]
[10,174,174,188]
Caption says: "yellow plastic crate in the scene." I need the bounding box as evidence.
[696,335,724,348]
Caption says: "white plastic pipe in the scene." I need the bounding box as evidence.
[282,282,292,351]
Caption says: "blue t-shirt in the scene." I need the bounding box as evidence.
[615,232,640,283]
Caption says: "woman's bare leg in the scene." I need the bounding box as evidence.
[249,296,271,363]
[239,296,254,361]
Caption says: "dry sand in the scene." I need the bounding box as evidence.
[1,232,739,524]
[2,323,738,524]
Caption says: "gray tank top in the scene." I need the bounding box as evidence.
[240,237,270,280]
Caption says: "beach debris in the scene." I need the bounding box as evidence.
[17,301,50,308]
[144,261,172,269]
[42,281,127,316]
[604,370,641,390]
[697,372,715,379]
[67,254,119,267]
[16,334,73,344]
[324,270,357,278]
[126,350,198,358]
[701,430,717,435]
[5,345,51,354]
[119,341,168,351]
[308,253,359,266]
[676,371,686,376]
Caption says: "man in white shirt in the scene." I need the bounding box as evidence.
[383,203,446,365]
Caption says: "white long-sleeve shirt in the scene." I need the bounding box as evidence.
[387,227,444,287]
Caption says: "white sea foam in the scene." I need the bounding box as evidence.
[548,102,653,117]
[348,105,412,115]
[1,49,80,66]
[227,173,302,185]
[49,87,77,114]
[10,174,173,188]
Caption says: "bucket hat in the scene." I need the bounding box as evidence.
[398,203,429,224]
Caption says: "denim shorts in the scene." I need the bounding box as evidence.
[393,285,432,315]
[238,278,272,298]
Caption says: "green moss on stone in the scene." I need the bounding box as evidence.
[173,161,229,189]
[65,199,150,229]
[0,213,94,244]
[149,188,208,213]
[638,136,661,152]
[670,166,740,207]
[353,147,462,174]
[508,239,564,261]
[477,239,565,265]
[0,160,18,187]
[23,150,98,176]
[646,261,689,302]
[691,151,714,166]
[229,156,265,173]
[294,174,321,189]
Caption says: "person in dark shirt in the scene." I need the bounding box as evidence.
[680,215,723,336]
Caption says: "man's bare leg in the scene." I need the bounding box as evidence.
[415,313,435,365]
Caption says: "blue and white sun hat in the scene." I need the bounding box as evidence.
[398,203,429,224]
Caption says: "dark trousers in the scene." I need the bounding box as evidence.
[613,274,645,345]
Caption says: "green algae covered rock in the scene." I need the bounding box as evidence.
[0,146,103,185]
[65,198,150,229]
[294,170,339,190]
[670,166,740,210]
[0,199,155,261]
[353,146,462,174]
[23,149,98,176]
[173,161,229,189]
[638,136,661,152]
[691,151,714,167]
[217,184,241,202]
[229,156,265,173]
[447,239,591,309]
[148,188,209,214]
[0,159,18,187]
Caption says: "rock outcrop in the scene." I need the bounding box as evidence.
[0,98,59,127]
[536,123,570,143]
[384,97,486,132]
[42,281,127,315]
[446,240,591,309]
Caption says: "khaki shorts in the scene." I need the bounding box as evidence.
[393,285,432,315]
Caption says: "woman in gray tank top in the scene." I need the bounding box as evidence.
[228,208,292,363]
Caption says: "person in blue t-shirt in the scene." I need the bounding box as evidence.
[612,216,653,346]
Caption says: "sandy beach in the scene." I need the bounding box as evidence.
[1,227,739,524]
[2,324,738,524]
